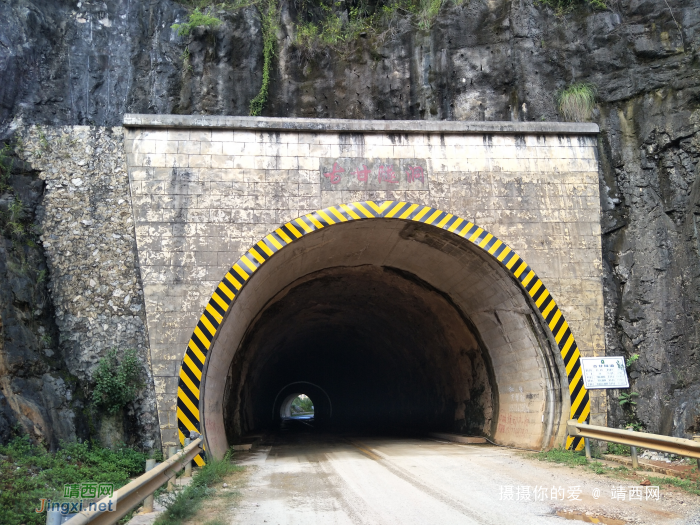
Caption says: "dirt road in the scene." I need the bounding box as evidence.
[231,434,700,525]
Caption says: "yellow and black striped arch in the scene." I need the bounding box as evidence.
[177,201,590,462]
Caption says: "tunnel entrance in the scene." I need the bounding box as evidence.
[226,265,495,439]
[177,202,590,460]
[280,394,314,420]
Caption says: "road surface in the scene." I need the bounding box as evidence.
[231,433,700,525]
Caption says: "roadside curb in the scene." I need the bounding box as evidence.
[602,454,690,477]
[428,433,487,444]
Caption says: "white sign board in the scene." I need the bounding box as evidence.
[580,357,629,389]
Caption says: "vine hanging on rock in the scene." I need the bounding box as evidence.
[250,0,280,116]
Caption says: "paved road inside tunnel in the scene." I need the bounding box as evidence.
[227,434,699,525]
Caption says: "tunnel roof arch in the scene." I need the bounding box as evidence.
[176,201,590,463]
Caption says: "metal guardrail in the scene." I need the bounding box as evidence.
[62,437,203,525]
[567,420,700,463]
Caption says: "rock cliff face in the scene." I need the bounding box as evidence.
[0,0,698,441]
[0,155,77,449]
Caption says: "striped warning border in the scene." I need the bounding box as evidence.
[177,201,590,461]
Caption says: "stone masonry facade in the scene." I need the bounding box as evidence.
[19,126,161,450]
[123,116,606,450]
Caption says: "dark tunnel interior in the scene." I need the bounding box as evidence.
[222,264,498,441]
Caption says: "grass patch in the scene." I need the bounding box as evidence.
[154,457,244,525]
[533,447,610,476]
[172,8,223,36]
[292,0,447,56]
[534,447,591,467]
[415,0,443,30]
[530,447,700,497]
[606,442,631,456]
[537,0,609,15]
[647,475,700,496]
[0,436,149,525]
[557,82,597,122]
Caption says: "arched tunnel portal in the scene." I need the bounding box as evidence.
[176,202,590,462]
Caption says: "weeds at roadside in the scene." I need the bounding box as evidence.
[154,457,244,525]
[0,436,148,525]
[530,447,700,497]
[534,447,591,467]
[607,442,631,456]
[647,475,700,496]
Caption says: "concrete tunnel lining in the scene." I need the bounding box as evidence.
[225,264,496,440]
[195,217,573,459]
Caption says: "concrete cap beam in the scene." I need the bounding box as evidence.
[123,114,599,135]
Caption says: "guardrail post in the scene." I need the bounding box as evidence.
[582,421,591,460]
[46,510,62,525]
[627,426,639,468]
[167,446,177,491]
[184,438,192,477]
[142,458,156,513]
[694,435,700,471]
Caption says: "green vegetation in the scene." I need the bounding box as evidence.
[0,140,36,241]
[172,8,223,36]
[291,394,314,413]
[176,0,249,7]
[292,0,449,55]
[626,353,640,368]
[535,447,591,467]
[557,82,597,122]
[154,457,243,525]
[3,197,26,238]
[534,447,613,475]
[415,0,443,30]
[92,348,144,415]
[625,420,645,432]
[181,47,194,73]
[38,129,49,151]
[533,446,700,497]
[606,442,631,455]
[0,435,148,525]
[537,0,608,15]
[647,475,700,496]
[0,142,14,191]
[618,391,639,407]
[249,0,279,116]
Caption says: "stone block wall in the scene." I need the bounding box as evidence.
[18,126,161,450]
[123,116,606,449]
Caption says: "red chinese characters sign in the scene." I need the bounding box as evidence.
[320,158,428,190]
